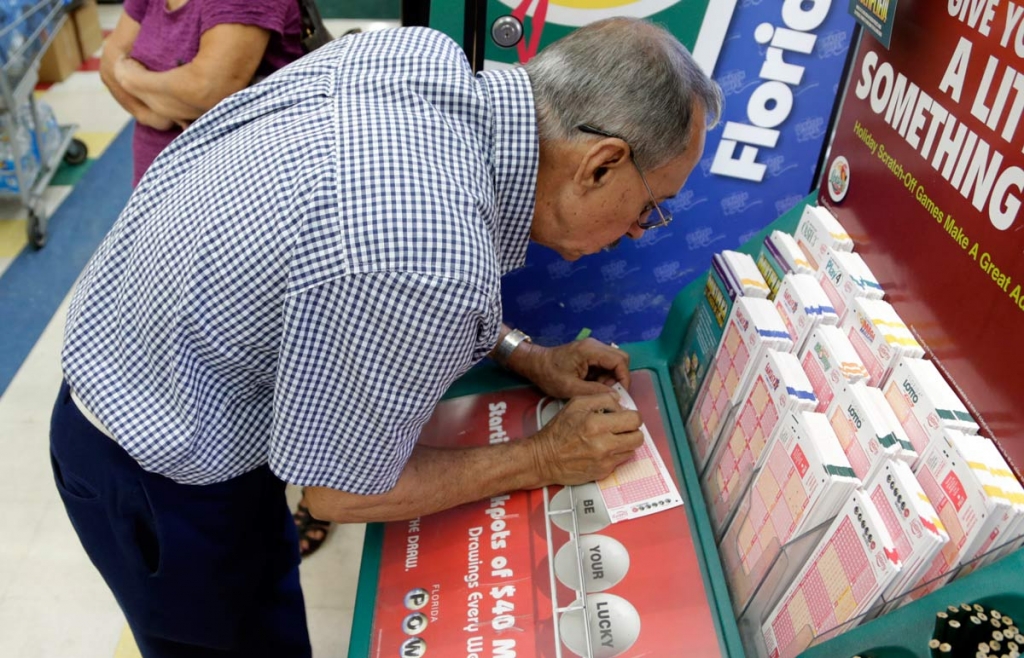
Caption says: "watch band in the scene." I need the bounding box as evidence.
[493,328,532,368]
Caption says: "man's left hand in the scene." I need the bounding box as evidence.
[507,337,630,399]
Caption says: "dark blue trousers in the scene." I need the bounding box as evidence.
[49,381,312,657]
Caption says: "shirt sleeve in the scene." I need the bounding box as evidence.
[123,0,149,24]
[200,0,292,36]
[269,271,500,495]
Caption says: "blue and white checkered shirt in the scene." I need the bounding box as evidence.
[62,28,538,493]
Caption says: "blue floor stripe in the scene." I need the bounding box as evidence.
[0,124,133,397]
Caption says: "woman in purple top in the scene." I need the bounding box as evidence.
[99,0,304,186]
[99,0,335,558]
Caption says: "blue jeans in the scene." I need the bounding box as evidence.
[50,381,312,657]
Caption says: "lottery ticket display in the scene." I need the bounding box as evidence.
[841,298,924,386]
[816,249,884,323]
[825,381,916,483]
[863,460,948,609]
[673,251,770,419]
[760,491,901,658]
[795,204,853,272]
[881,357,978,459]
[757,231,815,300]
[771,274,838,357]
[719,410,860,617]
[904,430,1012,602]
[799,324,869,413]
[702,350,818,536]
[596,384,683,523]
[686,297,793,473]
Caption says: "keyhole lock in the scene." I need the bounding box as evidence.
[491,15,524,48]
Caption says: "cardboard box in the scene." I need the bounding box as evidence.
[72,0,103,61]
[38,19,82,83]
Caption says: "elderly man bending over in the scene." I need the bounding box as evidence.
[52,17,721,658]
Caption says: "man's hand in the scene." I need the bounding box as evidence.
[507,337,631,399]
[528,391,643,485]
[305,391,643,524]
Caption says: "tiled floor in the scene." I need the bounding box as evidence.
[0,8,399,657]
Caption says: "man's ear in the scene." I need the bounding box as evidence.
[575,139,631,189]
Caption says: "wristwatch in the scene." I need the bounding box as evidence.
[493,328,532,368]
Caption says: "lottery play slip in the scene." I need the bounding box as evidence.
[674,250,770,418]
[798,324,869,413]
[760,490,901,658]
[864,459,947,613]
[881,356,978,458]
[816,248,884,323]
[795,204,853,272]
[757,230,814,300]
[596,383,683,523]
[771,273,838,356]
[719,410,860,617]
[702,350,817,536]
[904,431,1014,602]
[687,296,792,473]
[825,381,916,483]
[841,298,924,386]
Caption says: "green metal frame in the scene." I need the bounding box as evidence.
[428,1,467,54]
[348,194,1024,657]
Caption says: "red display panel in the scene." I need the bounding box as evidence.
[368,371,720,657]
[818,2,1024,472]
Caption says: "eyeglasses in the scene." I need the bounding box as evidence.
[577,124,673,231]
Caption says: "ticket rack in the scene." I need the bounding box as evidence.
[348,197,1024,658]
[0,0,88,248]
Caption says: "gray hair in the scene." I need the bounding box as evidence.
[524,17,722,171]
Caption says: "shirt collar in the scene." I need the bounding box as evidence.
[476,67,538,275]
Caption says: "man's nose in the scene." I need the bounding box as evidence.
[625,223,645,240]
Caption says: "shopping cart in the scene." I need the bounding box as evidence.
[1,0,88,249]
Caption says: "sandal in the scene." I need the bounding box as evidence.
[294,502,331,558]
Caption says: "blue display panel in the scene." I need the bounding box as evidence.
[483,1,856,344]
